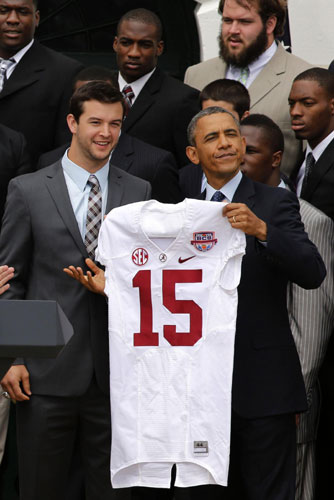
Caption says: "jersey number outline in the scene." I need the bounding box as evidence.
[133,269,203,347]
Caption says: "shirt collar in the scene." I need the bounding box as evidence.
[62,149,109,192]
[9,39,34,64]
[205,170,242,201]
[118,67,156,100]
[306,130,334,162]
[247,40,277,74]
[228,40,277,81]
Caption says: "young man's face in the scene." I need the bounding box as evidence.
[219,0,275,68]
[113,19,163,83]
[241,124,281,186]
[289,79,334,149]
[0,0,39,58]
[67,99,123,171]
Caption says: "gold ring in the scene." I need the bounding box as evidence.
[233,216,237,223]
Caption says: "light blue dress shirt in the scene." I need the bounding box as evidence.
[62,150,109,240]
[205,171,242,201]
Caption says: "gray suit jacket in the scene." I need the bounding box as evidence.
[0,162,151,397]
[288,200,334,442]
[184,43,312,175]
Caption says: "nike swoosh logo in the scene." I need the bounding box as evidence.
[178,256,196,264]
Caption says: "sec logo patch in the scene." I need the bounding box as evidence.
[132,248,149,266]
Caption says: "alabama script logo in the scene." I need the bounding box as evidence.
[191,232,217,252]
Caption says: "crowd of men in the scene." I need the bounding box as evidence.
[0,1,333,499]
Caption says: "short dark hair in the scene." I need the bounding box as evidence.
[218,0,286,37]
[293,67,334,98]
[241,113,284,152]
[73,66,119,89]
[117,8,163,40]
[69,81,125,122]
[200,79,250,120]
[188,106,240,146]
[32,0,39,8]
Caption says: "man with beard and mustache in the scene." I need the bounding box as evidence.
[184,0,312,176]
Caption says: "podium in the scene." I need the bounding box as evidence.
[0,301,73,379]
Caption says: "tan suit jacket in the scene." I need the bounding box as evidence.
[184,43,312,175]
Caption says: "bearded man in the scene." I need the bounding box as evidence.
[184,0,312,175]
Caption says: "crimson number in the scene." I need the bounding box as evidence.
[133,269,202,347]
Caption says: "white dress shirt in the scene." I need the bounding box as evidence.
[205,171,242,201]
[2,39,34,79]
[62,150,109,240]
[226,40,277,88]
[118,68,156,106]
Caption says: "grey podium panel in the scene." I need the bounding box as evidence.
[0,301,74,379]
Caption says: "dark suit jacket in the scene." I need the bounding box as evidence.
[291,138,334,220]
[0,123,31,224]
[38,133,183,203]
[201,175,325,418]
[0,162,151,396]
[179,162,203,199]
[0,41,83,162]
[121,67,200,168]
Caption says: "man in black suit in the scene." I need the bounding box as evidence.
[0,123,31,222]
[0,0,83,162]
[113,8,200,168]
[38,65,182,204]
[289,67,334,499]
[184,107,325,499]
[0,82,150,500]
[289,67,334,220]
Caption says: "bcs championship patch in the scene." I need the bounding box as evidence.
[191,232,217,252]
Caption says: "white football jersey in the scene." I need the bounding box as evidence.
[96,199,246,489]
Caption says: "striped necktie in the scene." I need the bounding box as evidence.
[0,58,15,92]
[122,85,135,116]
[85,175,102,260]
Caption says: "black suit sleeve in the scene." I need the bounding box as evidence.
[264,189,326,289]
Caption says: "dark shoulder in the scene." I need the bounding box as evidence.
[109,164,150,189]
[124,134,176,161]
[28,41,83,71]
[0,122,25,146]
[157,69,199,98]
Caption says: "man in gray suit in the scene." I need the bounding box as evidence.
[241,113,334,500]
[184,0,312,175]
[0,82,151,500]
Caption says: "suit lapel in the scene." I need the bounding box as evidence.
[45,161,88,257]
[232,174,256,210]
[303,139,334,198]
[249,43,287,109]
[111,133,134,172]
[0,41,46,100]
[121,68,163,131]
[106,165,124,214]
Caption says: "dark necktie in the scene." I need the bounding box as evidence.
[210,191,225,202]
[0,58,15,93]
[85,175,102,260]
[301,152,315,196]
[122,85,135,116]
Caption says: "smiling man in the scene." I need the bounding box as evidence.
[184,106,326,499]
[113,8,200,167]
[0,0,83,162]
[184,0,312,175]
[0,81,151,500]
